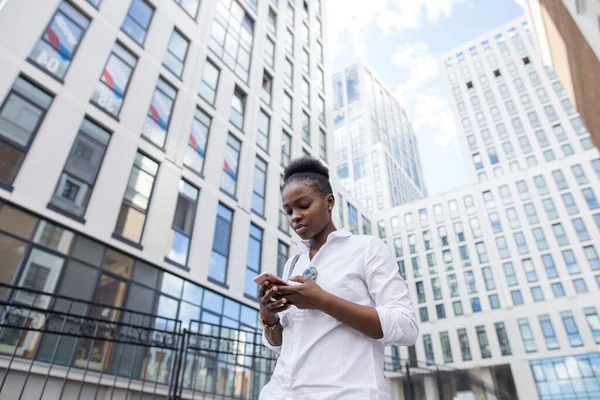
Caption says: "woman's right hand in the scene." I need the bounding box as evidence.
[259,282,291,324]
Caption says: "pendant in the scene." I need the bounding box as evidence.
[302,266,318,282]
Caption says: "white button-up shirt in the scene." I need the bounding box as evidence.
[260,229,419,399]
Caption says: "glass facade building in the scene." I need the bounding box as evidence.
[331,62,427,212]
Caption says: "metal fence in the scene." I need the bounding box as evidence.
[0,283,515,400]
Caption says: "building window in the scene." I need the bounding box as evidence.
[471,297,481,313]
[285,28,294,55]
[348,203,358,234]
[0,77,54,188]
[264,36,275,68]
[362,216,371,236]
[561,311,583,347]
[573,278,588,293]
[121,0,154,45]
[543,198,559,220]
[175,0,200,17]
[562,249,580,274]
[482,267,495,290]
[440,332,453,363]
[571,164,588,185]
[457,329,472,361]
[518,318,537,353]
[277,241,289,277]
[584,245,600,270]
[230,86,246,130]
[287,1,295,26]
[419,307,429,322]
[475,241,488,263]
[245,224,263,298]
[114,152,158,244]
[166,180,199,266]
[301,79,310,107]
[50,118,111,218]
[496,236,509,258]
[184,108,211,174]
[532,228,548,251]
[503,262,518,286]
[539,315,559,350]
[283,58,293,88]
[267,7,277,35]
[436,304,446,320]
[283,92,293,126]
[432,278,442,300]
[511,289,523,305]
[256,109,271,153]
[551,223,569,246]
[318,96,326,123]
[453,300,464,316]
[281,131,291,167]
[583,188,600,210]
[583,308,600,344]
[251,157,267,216]
[142,77,177,147]
[221,134,241,197]
[163,29,189,77]
[91,42,137,118]
[489,294,500,309]
[258,72,274,107]
[208,204,234,284]
[198,59,220,105]
[514,232,529,254]
[552,282,566,297]
[319,129,327,160]
[476,326,492,358]
[416,281,425,303]
[300,111,311,145]
[210,0,254,82]
[29,1,90,80]
[423,334,435,365]
[495,322,512,356]
[563,194,579,216]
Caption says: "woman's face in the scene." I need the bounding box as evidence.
[282,181,333,240]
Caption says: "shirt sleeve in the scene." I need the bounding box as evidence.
[363,237,419,347]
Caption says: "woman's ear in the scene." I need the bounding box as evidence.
[327,193,335,211]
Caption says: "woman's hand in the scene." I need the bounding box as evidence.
[259,282,290,324]
[275,276,330,310]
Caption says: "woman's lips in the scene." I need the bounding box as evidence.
[294,225,308,235]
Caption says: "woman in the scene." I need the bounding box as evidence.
[259,156,419,399]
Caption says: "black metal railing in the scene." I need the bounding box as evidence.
[0,283,516,399]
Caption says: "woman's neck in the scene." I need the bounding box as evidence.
[307,222,337,254]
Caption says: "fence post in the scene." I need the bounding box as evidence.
[170,328,187,400]
[436,368,444,400]
[405,362,413,400]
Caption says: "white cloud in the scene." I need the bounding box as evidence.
[326,0,465,58]
[390,43,457,148]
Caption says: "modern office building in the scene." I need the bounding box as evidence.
[521,0,600,149]
[376,17,600,399]
[332,61,427,213]
[0,0,372,397]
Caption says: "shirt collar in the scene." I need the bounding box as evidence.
[296,229,353,253]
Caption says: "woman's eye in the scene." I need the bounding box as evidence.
[300,203,311,209]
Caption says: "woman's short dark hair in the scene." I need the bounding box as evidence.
[282,156,333,196]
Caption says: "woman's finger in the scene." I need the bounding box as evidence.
[260,287,278,305]
[265,298,288,311]
[258,282,271,298]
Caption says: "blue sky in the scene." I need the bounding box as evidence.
[327,0,524,195]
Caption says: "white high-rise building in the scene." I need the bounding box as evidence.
[377,17,600,399]
[0,0,371,397]
[332,61,427,213]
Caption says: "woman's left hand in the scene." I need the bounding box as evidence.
[275,276,330,310]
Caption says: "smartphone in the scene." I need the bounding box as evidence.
[253,272,290,286]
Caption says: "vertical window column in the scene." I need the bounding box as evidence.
[166,180,199,266]
[208,204,234,284]
[113,152,159,244]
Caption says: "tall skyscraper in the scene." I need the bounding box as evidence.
[332,61,427,213]
[377,17,600,399]
[521,0,600,149]
[0,0,370,397]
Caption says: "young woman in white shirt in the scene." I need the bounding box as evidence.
[258,157,419,399]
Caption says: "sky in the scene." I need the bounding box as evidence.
[326,0,524,196]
